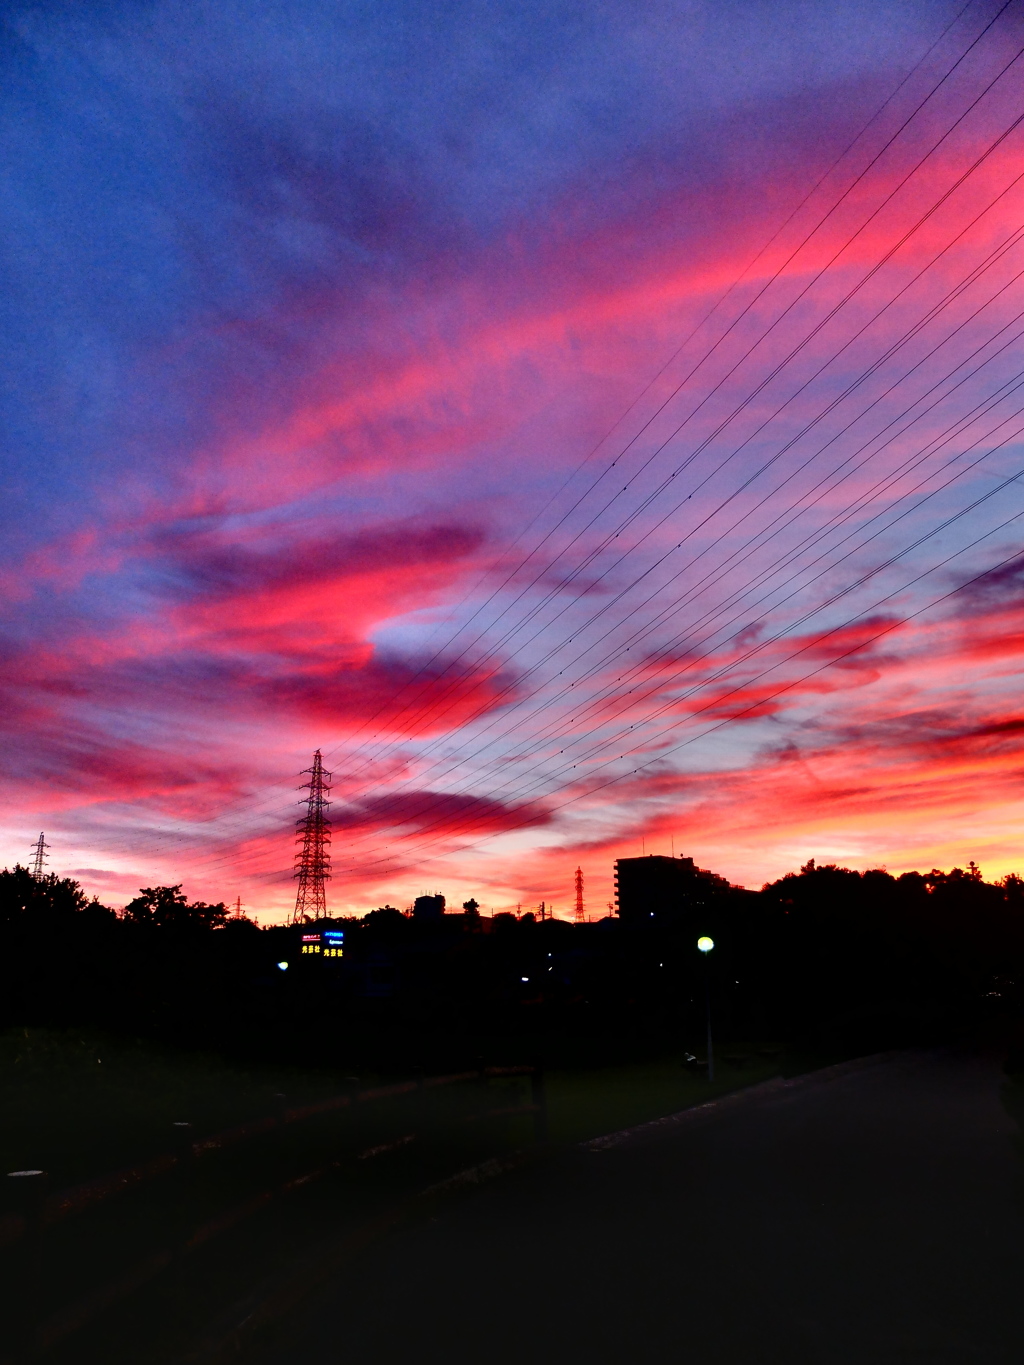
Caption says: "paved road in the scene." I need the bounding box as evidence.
[250,1049,1023,1364]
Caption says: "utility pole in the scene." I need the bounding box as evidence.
[698,936,715,1082]
[233,896,242,919]
[291,750,332,924]
[574,866,585,923]
[29,833,48,880]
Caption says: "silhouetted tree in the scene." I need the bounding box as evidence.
[362,906,408,940]
[0,865,113,925]
[123,885,228,930]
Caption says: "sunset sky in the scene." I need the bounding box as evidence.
[5,0,1024,920]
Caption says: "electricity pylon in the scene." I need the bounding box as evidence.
[30,832,49,880]
[292,751,332,923]
[574,865,585,923]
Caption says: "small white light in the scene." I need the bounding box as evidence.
[521,976,529,982]
[697,936,714,953]
[277,961,289,971]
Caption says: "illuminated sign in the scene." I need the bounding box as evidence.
[298,929,344,958]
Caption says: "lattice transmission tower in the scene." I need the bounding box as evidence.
[30,832,49,880]
[574,865,585,923]
[292,750,332,924]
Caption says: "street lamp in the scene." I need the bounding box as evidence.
[698,936,715,1082]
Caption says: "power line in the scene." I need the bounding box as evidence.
[324,314,1024,854]
[324,21,1024,797]
[320,103,1024,837]
[49,2,1024,896]
[350,512,1024,878]
[309,0,988,768]
[209,371,1024,887]
[319,0,1022,777]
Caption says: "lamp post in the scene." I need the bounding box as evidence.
[697,936,715,1082]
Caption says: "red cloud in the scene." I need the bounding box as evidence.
[333,789,551,837]
[9,112,1024,917]
[259,652,517,737]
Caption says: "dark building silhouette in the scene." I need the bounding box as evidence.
[614,855,729,925]
[413,893,446,922]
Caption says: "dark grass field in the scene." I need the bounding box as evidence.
[0,1027,794,1364]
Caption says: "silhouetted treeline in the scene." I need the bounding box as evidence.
[0,867,261,1049]
[758,858,1024,1046]
[2,856,1022,1068]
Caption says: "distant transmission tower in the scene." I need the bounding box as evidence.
[30,832,49,880]
[292,750,332,923]
[574,865,585,923]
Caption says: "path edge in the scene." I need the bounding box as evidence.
[178,1048,912,1363]
[582,1048,911,1151]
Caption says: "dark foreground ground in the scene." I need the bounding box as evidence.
[249,1047,1024,1365]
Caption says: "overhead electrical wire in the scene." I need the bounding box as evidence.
[78,0,1024,893]
[340,371,1024,847]
[170,93,1024,895]
[307,0,990,764]
[131,260,1024,887]
[345,467,1024,872]
[316,0,1023,775]
[328,159,1024,808]
[315,24,1024,797]
[349,471,1024,875]
[320,259,1024,846]
[83,2,997,877]
[347,520,1024,882]
[167,389,1024,888]
[311,84,1024,836]
[242,497,1024,891]
[100,5,1024,889]
[203,348,1024,885]
[234,293,1024,877]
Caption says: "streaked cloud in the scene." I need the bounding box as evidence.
[7,0,1024,918]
